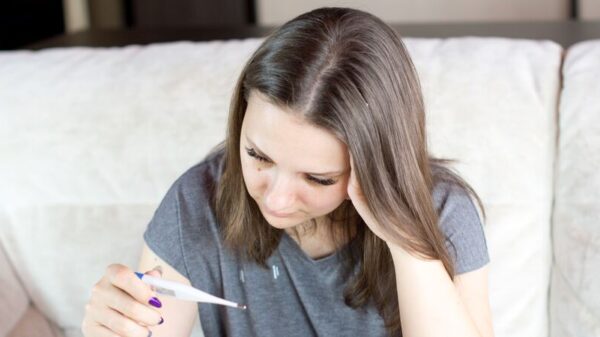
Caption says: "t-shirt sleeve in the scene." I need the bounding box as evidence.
[143,178,189,279]
[436,183,491,275]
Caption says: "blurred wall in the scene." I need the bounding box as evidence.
[63,0,124,32]
[256,0,570,25]
[63,0,598,34]
[63,0,89,33]
[580,0,600,20]
[89,0,124,29]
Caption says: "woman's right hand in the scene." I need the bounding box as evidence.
[82,264,165,337]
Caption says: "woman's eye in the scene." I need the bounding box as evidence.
[245,147,337,186]
[245,147,269,162]
[307,176,337,186]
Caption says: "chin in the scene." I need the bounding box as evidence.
[263,212,294,224]
[266,221,295,229]
[262,212,304,229]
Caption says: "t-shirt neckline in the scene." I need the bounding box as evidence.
[279,230,356,266]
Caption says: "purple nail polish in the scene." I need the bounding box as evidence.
[158,317,164,325]
[149,297,162,308]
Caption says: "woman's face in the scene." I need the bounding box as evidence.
[240,90,351,230]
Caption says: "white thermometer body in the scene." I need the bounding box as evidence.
[134,272,247,310]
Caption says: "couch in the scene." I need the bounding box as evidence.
[0,26,599,337]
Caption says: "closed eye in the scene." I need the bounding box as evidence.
[244,147,337,186]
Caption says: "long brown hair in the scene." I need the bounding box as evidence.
[209,7,486,336]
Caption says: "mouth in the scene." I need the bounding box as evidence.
[263,206,294,217]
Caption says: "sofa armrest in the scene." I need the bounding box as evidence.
[6,305,65,337]
[0,241,30,337]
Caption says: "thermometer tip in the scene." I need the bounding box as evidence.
[238,304,247,310]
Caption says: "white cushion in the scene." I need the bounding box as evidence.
[406,37,561,337]
[0,39,261,337]
[550,39,600,337]
[0,37,561,337]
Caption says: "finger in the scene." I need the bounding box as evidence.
[348,153,360,195]
[82,313,118,337]
[100,282,163,327]
[347,159,355,200]
[150,265,163,277]
[106,264,160,309]
[349,153,358,185]
[145,270,162,279]
[85,322,126,337]
[144,269,162,292]
[91,303,152,337]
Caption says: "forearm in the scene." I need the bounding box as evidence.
[388,244,482,337]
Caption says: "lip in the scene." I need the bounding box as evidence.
[264,206,294,217]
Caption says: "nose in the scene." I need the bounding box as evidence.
[263,172,296,213]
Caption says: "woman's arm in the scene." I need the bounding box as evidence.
[137,242,199,337]
[388,244,495,337]
[346,154,494,337]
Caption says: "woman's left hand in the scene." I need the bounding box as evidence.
[347,153,393,244]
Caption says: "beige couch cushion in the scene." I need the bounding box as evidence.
[0,39,260,337]
[550,39,600,337]
[579,0,600,20]
[0,37,561,337]
[406,37,561,337]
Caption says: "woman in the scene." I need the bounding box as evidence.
[82,7,494,337]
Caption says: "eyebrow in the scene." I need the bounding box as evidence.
[244,135,345,176]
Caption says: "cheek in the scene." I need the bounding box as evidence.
[306,193,341,213]
[301,182,348,215]
[241,159,265,196]
[240,157,348,211]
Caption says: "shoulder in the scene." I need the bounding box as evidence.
[431,180,490,274]
[150,146,226,238]
[431,179,484,241]
[143,146,228,287]
[160,146,227,242]
[432,180,478,216]
[171,146,226,205]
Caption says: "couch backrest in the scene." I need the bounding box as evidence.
[0,37,562,337]
[407,37,561,337]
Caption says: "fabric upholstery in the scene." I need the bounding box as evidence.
[0,241,29,337]
[0,37,563,337]
[550,39,600,337]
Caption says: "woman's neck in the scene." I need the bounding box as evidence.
[285,217,356,259]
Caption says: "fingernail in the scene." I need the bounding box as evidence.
[152,265,163,277]
[158,317,164,325]
[149,297,162,308]
[147,330,153,337]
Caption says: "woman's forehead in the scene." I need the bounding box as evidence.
[243,92,349,174]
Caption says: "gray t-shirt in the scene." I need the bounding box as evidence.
[143,148,490,337]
